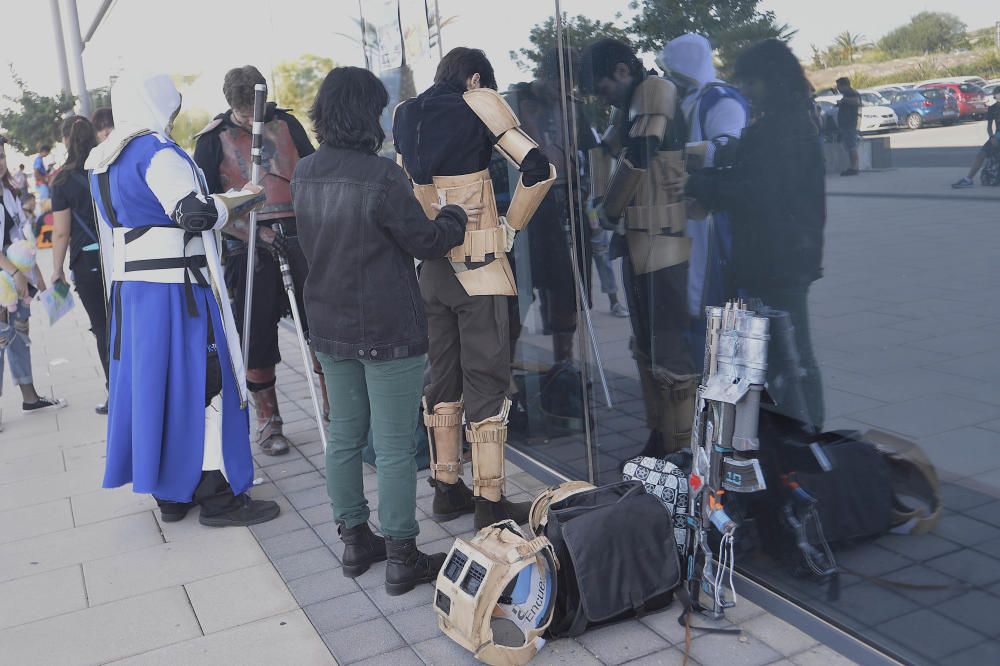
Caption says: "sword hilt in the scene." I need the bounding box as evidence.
[250,83,266,171]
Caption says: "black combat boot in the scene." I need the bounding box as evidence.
[156,500,195,523]
[430,477,475,522]
[474,496,532,530]
[339,522,387,578]
[384,537,447,596]
[198,495,281,527]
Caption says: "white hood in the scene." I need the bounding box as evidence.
[659,33,717,92]
[86,71,181,171]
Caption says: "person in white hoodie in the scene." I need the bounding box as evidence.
[659,33,749,370]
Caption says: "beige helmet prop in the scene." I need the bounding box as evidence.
[528,480,596,535]
[434,521,557,666]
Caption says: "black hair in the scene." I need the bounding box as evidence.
[579,38,641,95]
[53,116,97,187]
[38,143,51,153]
[835,76,851,87]
[92,106,115,132]
[223,65,266,111]
[434,47,498,91]
[310,66,388,154]
[733,40,813,113]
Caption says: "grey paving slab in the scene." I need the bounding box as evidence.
[575,620,671,664]
[305,590,382,633]
[247,504,309,540]
[925,547,1000,587]
[0,498,74,545]
[529,639,604,665]
[299,502,335,527]
[789,644,858,666]
[272,545,340,582]
[274,470,326,494]
[365,579,434,616]
[286,566,359,606]
[849,394,1000,439]
[0,586,200,666]
[687,630,783,666]
[0,448,64,485]
[386,604,443,645]
[876,531,962,562]
[0,564,87,630]
[69,486,156,525]
[0,462,106,513]
[412,634,480,665]
[262,456,320,481]
[350,646,424,666]
[184,563,298,634]
[934,512,1000,547]
[112,610,336,666]
[287,484,332,510]
[740,613,819,657]
[259,527,324,560]
[323,616,406,664]
[950,638,1000,665]
[935,590,1000,639]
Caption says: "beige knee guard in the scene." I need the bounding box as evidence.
[660,379,696,453]
[467,399,511,502]
[424,399,464,484]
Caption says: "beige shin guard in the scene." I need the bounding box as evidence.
[467,399,511,503]
[424,399,464,485]
[633,343,697,454]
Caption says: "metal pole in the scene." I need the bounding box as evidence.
[48,0,72,96]
[64,0,91,117]
[241,83,268,375]
[82,0,114,46]
[275,224,327,450]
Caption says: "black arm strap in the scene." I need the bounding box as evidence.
[97,171,121,228]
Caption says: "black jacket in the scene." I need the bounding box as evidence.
[292,144,467,360]
[686,109,825,292]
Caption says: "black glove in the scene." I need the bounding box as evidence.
[257,225,289,263]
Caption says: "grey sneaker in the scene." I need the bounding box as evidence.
[952,177,974,189]
[611,302,630,318]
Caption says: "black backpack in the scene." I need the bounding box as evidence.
[540,481,682,638]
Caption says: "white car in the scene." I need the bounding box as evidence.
[813,91,899,132]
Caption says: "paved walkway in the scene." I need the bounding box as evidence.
[0,257,840,664]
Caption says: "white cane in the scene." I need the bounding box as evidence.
[274,224,327,450]
[241,83,267,374]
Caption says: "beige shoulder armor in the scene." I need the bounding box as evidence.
[630,76,677,121]
[463,88,520,137]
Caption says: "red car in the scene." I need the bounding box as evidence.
[917,82,989,119]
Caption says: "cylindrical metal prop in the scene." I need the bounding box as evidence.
[241,83,268,374]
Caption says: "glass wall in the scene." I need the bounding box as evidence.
[358,2,998,663]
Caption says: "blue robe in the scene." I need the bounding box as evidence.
[92,134,253,502]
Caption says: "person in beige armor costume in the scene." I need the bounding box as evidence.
[393,48,556,529]
[581,38,699,460]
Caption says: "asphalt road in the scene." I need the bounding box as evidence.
[869,117,991,168]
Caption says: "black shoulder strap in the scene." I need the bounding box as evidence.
[96,171,121,228]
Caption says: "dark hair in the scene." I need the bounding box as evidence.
[0,144,16,193]
[53,116,98,188]
[434,48,498,91]
[92,106,115,132]
[310,67,388,154]
[38,143,51,153]
[835,77,851,87]
[733,40,812,113]
[223,65,266,111]
[579,38,641,95]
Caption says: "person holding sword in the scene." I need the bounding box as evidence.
[194,65,324,457]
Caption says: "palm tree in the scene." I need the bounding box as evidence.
[834,31,866,63]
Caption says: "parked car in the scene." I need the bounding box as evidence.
[916,82,990,119]
[918,76,989,89]
[815,99,898,134]
[880,88,960,129]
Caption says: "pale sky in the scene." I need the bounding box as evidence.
[2,1,997,118]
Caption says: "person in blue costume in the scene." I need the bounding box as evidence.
[85,71,280,527]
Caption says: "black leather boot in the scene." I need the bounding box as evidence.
[157,500,194,523]
[339,522,387,578]
[384,537,447,596]
[474,496,532,530]
[430,478,475,522]
[198,495,281,527]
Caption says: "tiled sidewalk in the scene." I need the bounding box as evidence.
[0,256,846,665]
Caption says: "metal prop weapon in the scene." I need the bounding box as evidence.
[241,82,267,374]
[274,224,327,451]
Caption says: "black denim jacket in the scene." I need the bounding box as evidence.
[292,144,466,360]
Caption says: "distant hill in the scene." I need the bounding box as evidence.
[807,49,998,90]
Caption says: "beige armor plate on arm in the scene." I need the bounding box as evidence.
[628,76,676,140]
[463,88,556,230]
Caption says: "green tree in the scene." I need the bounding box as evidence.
[170,109,211,152]
[833,31,866,64]
[627,0,794,66]
[878,12,969,57]
[510,13,630,75]
[0,68,76,152]
[273,54,336,121]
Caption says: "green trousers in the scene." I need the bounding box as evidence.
[317,352,425,539]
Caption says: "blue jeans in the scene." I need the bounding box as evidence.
[590,230,618,295]
[0,301,33,397]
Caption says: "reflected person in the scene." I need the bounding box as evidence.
[581,38,697,459]
[686,39,826,430]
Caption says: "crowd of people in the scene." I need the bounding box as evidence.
[0,34,828,596]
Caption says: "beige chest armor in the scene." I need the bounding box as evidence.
[413,170,518,297]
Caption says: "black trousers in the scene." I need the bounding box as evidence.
[71,251,109,385]
[155,471,243,517]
